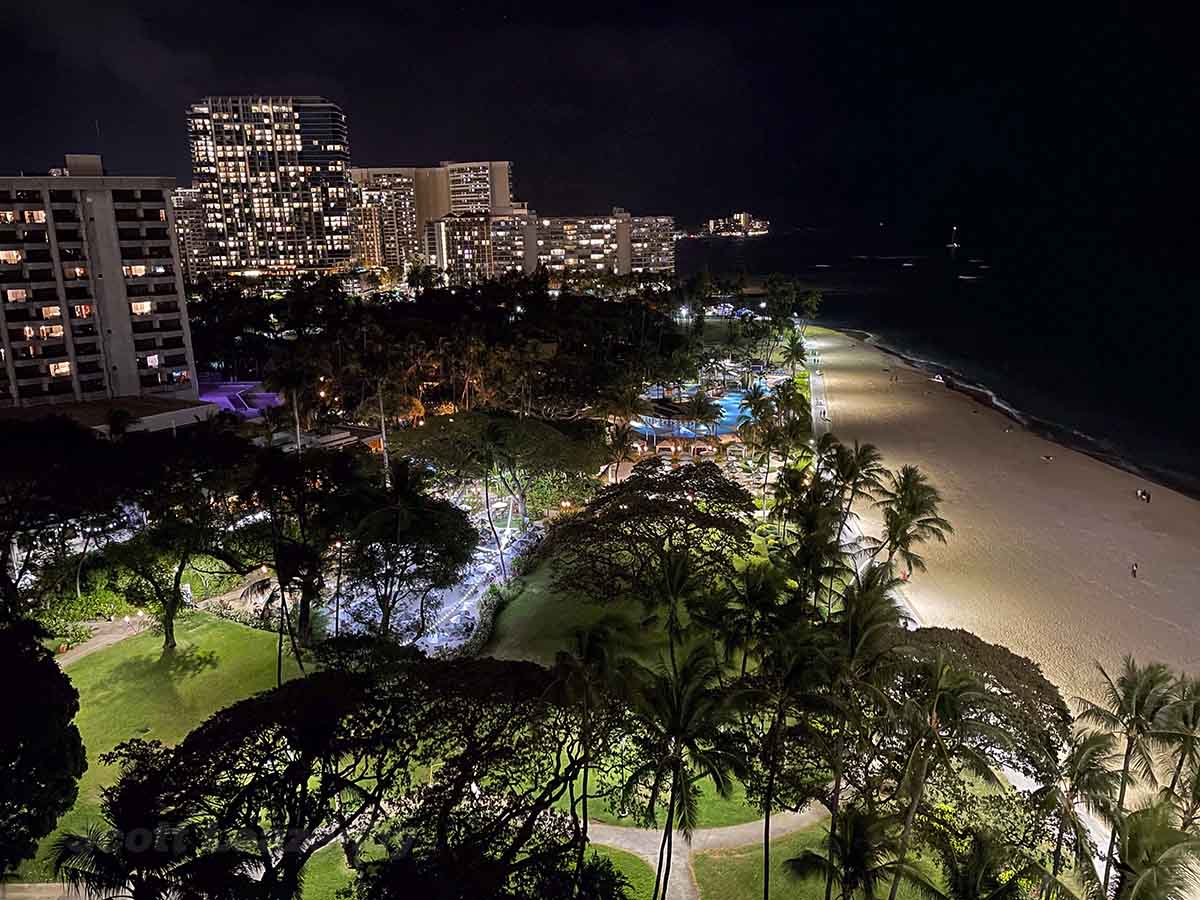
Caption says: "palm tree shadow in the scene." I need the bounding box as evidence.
[111,645,220,683]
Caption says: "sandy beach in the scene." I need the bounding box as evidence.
[809,329,1200,706]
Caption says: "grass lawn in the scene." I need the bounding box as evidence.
[302,844,354,899]
[19,613,302,881]
[486,554,665,667]
[594,845,656,900]
[693,818,941,900]
[583,778,758,830]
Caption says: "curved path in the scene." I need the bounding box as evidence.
[590,805,827,900]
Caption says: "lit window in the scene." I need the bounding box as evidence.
[159,210,167,222]
[131,301,152,316]
[146,353,160,368]
[23,326,34,339]
[0,249,22,264]
[23,210,46,224]
[6,288,27,301]
[40,325,63,339]
[49,361,71,377]
[123,264,148,277]
[0,210,14,223]
[41,306,60,319]
[64,265,87,279]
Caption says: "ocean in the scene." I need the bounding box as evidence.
[677,230,1200,499]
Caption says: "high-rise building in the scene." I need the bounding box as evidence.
[536,210,626,276]
[349,168,419,269]
[350,189,385,269]
[429,213,492,286]
[490,203,537,277]
[0,156,199,408]
[444,161,513,215]
[537,209,675,279]
[187,96,353,276]
[171,187,207,286]
[630,214,676,274]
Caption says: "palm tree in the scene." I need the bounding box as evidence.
[1075,656,1177,896]
[712,559,788,678]
[886,653,1009,900]
[1162,676,1200,800]
[788,807,934,900]
[1110,802,1200,900]
[780,331,808,379]
[52,761,255,900]
[1031,730,1119,898]
[753,626,829,900]
[620,645,746,900]
[683,390,723,443]
[866,465,954,577]
[929,828,1049,900]
[831,441,888,551]
[606,421,640,483]
[554,617,634,879]
[820,563,909,900]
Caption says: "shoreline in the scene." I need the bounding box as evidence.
[834,327,1200,502]
[807,326,1200,705]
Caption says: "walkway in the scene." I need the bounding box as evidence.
[591,806,827,900]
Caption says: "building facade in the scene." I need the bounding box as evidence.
[349,168,419,269]
[630,214,676,274]
[536,209,676,280]
[171,187,207,286]
[0,157,199,408]
[187,96,353,276]
[429,213,492,286]
[536,212,625,276]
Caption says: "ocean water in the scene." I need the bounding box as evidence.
[677,232,1200,498]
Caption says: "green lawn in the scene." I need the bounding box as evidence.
[486,555,665,667]
[19,613,302,881]
[693,818,942,900]
[594,845,656,900]
[583,778,759,830]
[302,843,354,900]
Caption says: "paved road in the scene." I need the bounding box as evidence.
[591,806,826,900]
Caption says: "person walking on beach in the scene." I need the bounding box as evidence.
[1131,562,1139,578]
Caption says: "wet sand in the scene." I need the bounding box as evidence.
[810,330,1200,706]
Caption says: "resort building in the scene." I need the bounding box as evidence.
[0,155,200,409]
[349,168,420,270]
[429,213,492,286]
[630,214,676,274]
[186,95,353,276]
[171,187,207,286]
[537,209,676,278]
[706,211,769,237]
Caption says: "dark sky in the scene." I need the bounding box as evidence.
[6,2,1198,247]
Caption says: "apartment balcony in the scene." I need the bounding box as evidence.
[80,377,106,393]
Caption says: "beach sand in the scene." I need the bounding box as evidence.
[810,329,1200,706]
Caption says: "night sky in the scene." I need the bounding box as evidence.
[8,2,1197,251]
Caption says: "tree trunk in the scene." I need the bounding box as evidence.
[378,385,390,486]
[887,754,928,900]
[763,724,779,900]
[1102,737,1135,895]
[1169,742,1189,796]
[652,778,679,900]
[1042,820,1066,900]
[482,472,508,581]
[655,781,677,900]
[824,738,844,900]
[292,389,303,456]
[161,602,177,650]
